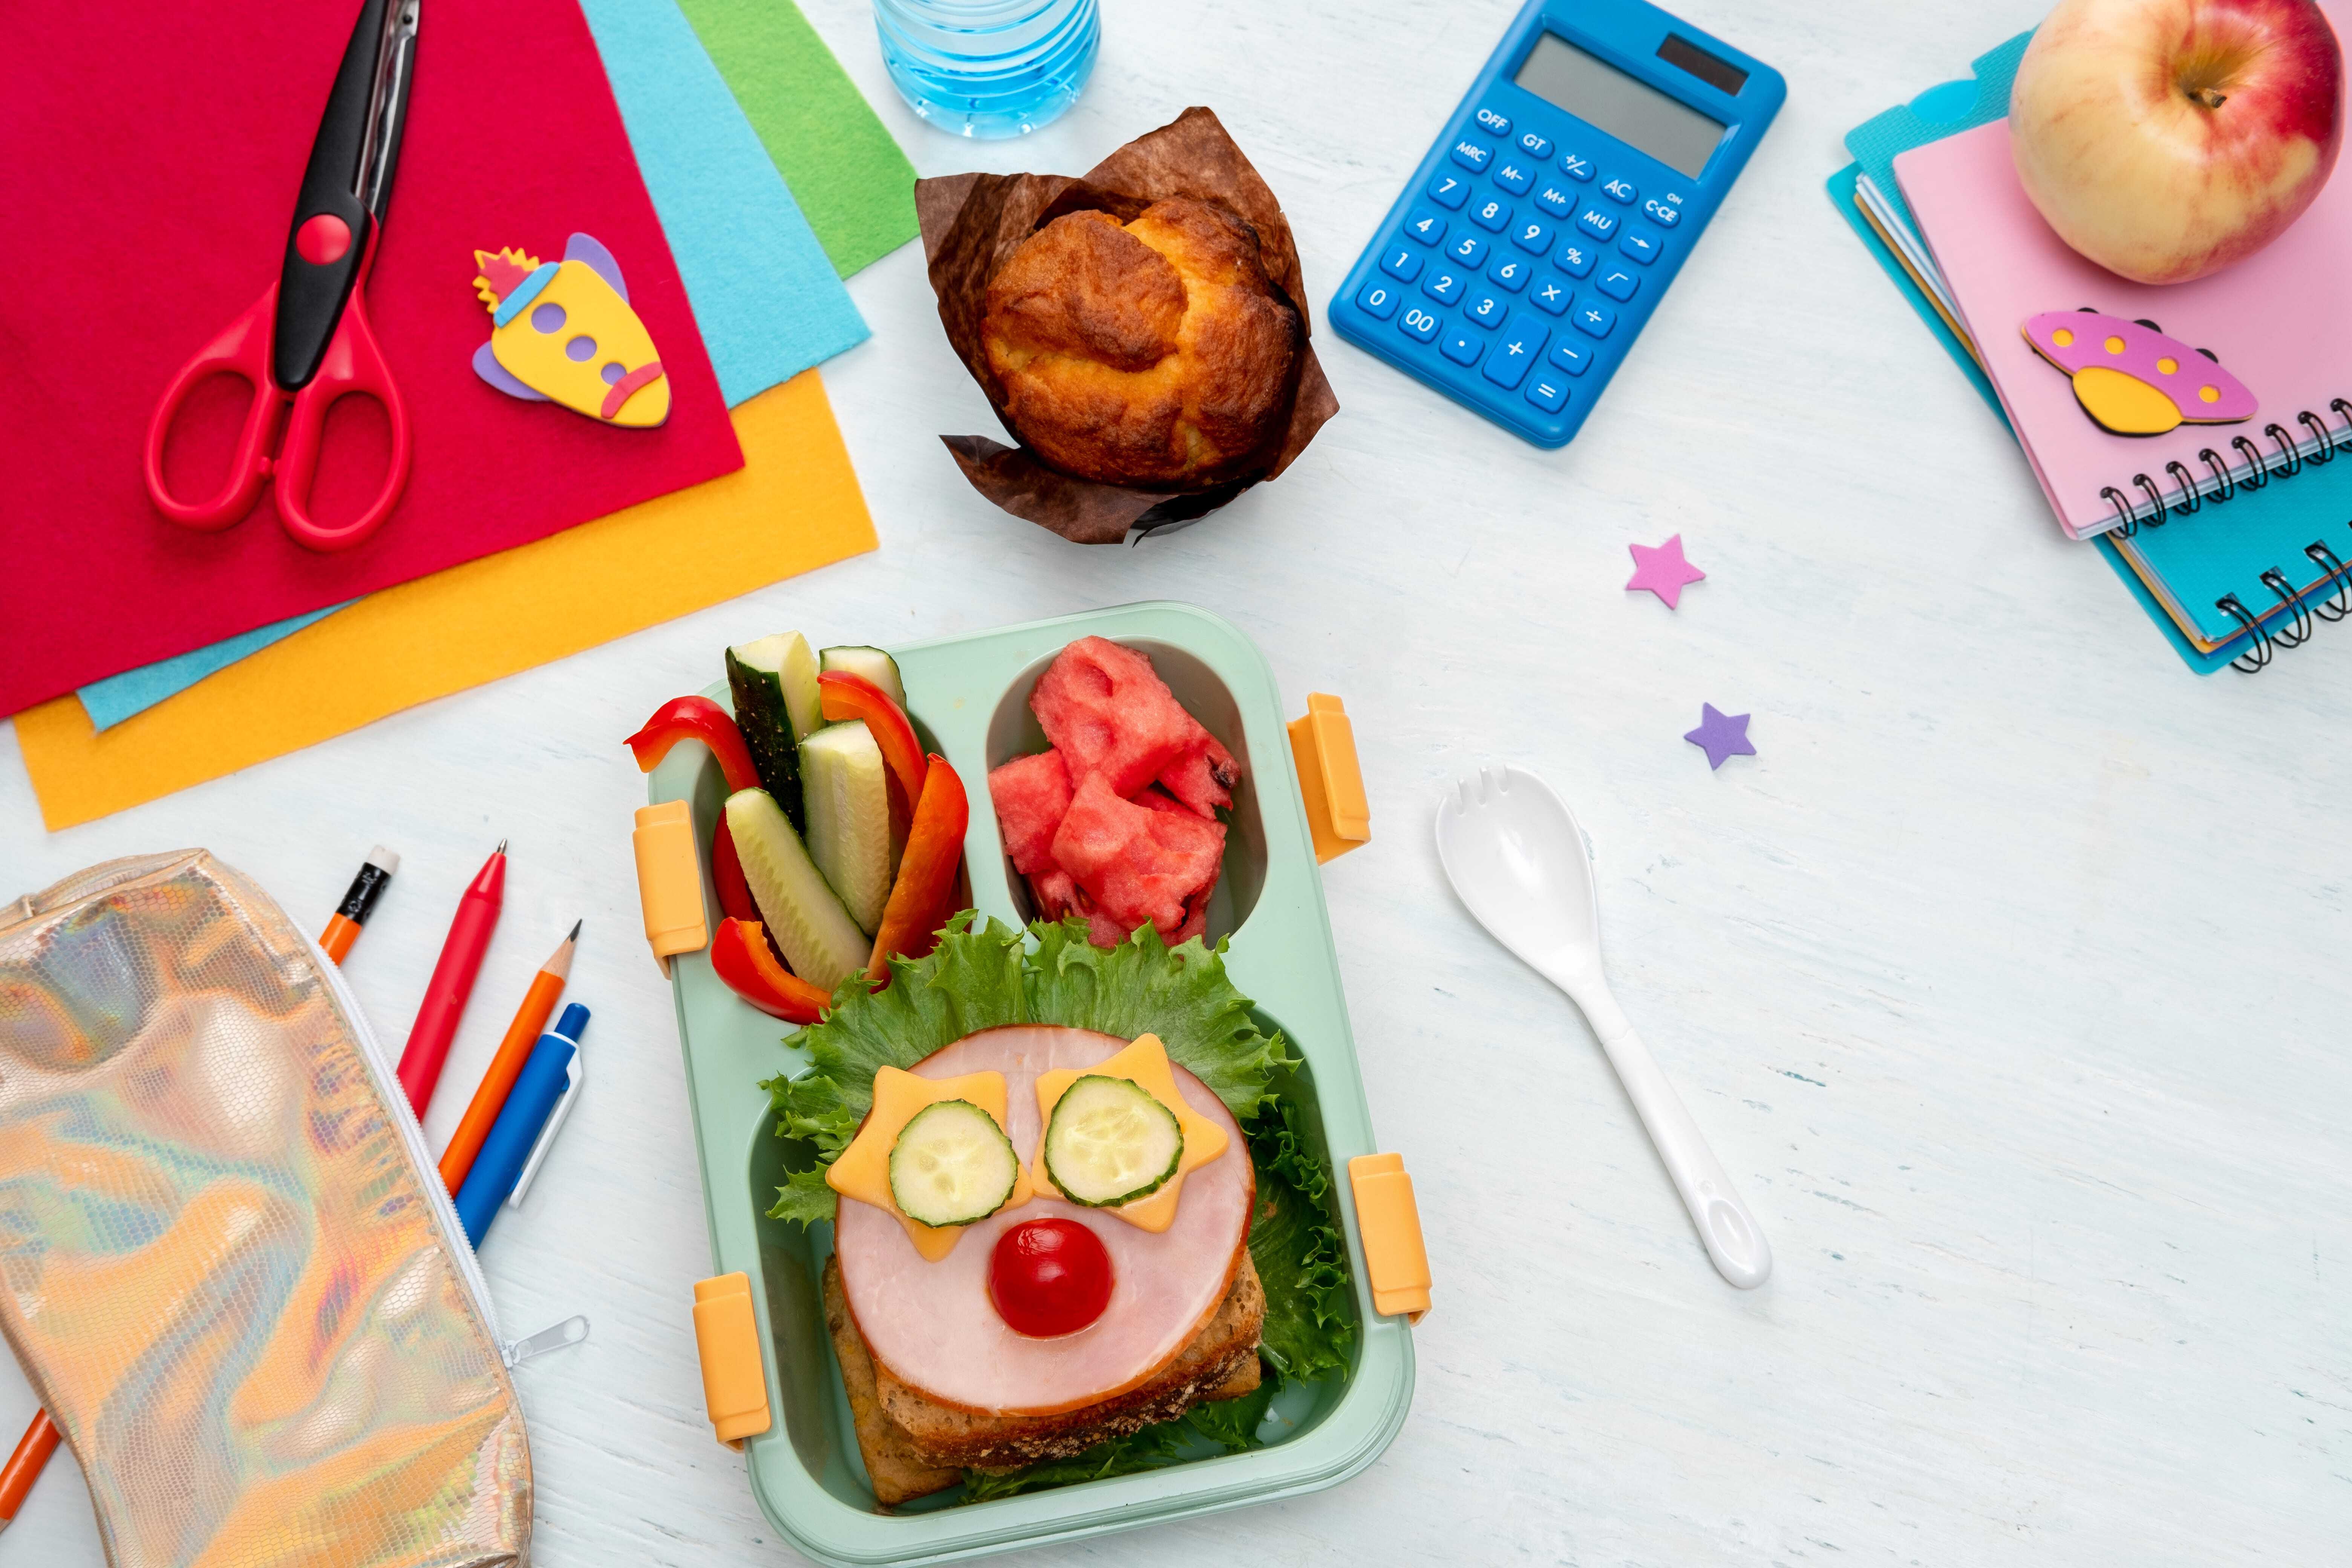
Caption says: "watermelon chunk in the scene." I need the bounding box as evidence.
[1027,867,1083,921]
[1050,772,1224,939]
[1131,784,1189,815]
[1031,637,1198,796]
[988,749,1072,876]
[1172,879,1213,945]
[1158,735,1240,818]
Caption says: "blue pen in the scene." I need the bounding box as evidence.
[453,1002,587,1248]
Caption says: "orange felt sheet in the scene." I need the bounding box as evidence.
[15,371,875,830]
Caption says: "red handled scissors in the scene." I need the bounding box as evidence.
[144,0,420,551]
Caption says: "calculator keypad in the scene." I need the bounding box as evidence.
[1344,101,1695,437]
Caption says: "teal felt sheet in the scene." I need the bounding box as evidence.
[79,0,871,730]
[77,603,353,730]
[578,0,868,407]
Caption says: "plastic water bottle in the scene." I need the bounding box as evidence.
[872,0,1099,139]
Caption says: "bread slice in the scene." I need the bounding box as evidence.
[822,1249,1265,1499]
[823,1259,963,1505]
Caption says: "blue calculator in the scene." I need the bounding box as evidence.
[1330,0,1783,448]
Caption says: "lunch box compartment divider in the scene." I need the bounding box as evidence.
[651,602,1412,1566]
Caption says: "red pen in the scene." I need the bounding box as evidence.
[397,841,507,1114]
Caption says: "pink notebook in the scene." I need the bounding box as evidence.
[1896,115,2352,540]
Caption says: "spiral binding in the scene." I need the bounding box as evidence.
[2101,398,2352,537]
[2210,531,2352,674]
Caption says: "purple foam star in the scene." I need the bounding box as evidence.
[1684,703,1755,770]
[1626,533,1706,609]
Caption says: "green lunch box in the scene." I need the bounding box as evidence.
[643,600,1417,1565]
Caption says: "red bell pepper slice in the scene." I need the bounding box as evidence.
[709,817,759,923]
[867,754,970,982]
[625,696,761,795]
[710,918,831,1023]
[817,672,927,812]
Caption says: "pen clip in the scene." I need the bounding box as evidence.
[508,1045,583,1209]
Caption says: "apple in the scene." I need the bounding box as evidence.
[2011,0,2345,283]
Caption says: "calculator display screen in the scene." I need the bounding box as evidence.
[1512,34,1725,178]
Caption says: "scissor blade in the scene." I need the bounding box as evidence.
[357,0,419,224]
[273,0,406,392]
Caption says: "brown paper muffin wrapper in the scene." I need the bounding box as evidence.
[917,107,1340,544]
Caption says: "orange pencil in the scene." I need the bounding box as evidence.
[319,846,399,964]
[0,1408,59,1533]
[438,921,579,1193]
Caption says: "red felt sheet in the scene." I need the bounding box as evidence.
[0,0,744,717]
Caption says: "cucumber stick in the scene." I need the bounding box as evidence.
[819,645,905,710]
[723,788,869,992]
[889,1101,1019,1227]
[1043,1076,1183,1207]
[726,633,823,825]
[799,722,894,934]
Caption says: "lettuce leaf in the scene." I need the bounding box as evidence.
[1244,1097,1355,1385]
[1179,1375,1279,1452]
[958,1421,1188,1504]
[761,914,1292,1225]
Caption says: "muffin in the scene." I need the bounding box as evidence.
[981,198,1300,489]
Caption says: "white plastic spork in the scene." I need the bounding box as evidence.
[1434,764,1771,1289]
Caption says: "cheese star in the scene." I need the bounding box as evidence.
[1032,1034,1229,1233]
[828,1066,1031,1261]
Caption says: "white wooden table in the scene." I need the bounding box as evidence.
[7,0,2349,1559]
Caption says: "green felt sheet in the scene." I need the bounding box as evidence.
[679,0,920,278]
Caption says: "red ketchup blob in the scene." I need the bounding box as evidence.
[988,1218,1115,1337]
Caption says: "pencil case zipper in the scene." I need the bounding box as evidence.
[306,931,585,1369]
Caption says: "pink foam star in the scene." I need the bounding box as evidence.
[1626,534,1706,609]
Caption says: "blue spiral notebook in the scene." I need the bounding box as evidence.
[1830,33,2352,675]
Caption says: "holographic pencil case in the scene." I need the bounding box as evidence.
[0,851,531,1568]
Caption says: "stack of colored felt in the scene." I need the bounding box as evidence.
[2,0,923,828]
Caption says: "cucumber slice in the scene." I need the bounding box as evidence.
[799,721,894,933]
[726,642,802,825]
[1043,1076,1184,1207]
[889,1100,1019,1227]
[729,631,824,745]
[723,787,870,991]
[819,645,905,710]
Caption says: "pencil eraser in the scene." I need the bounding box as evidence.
[368,845,401,874]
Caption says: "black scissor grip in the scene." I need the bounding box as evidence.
[272,0,388,392]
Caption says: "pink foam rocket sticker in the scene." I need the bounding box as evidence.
[2021,309,2255,437]
[472,233,669,427]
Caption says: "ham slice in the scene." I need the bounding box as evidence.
[833,1026,1252,1416]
